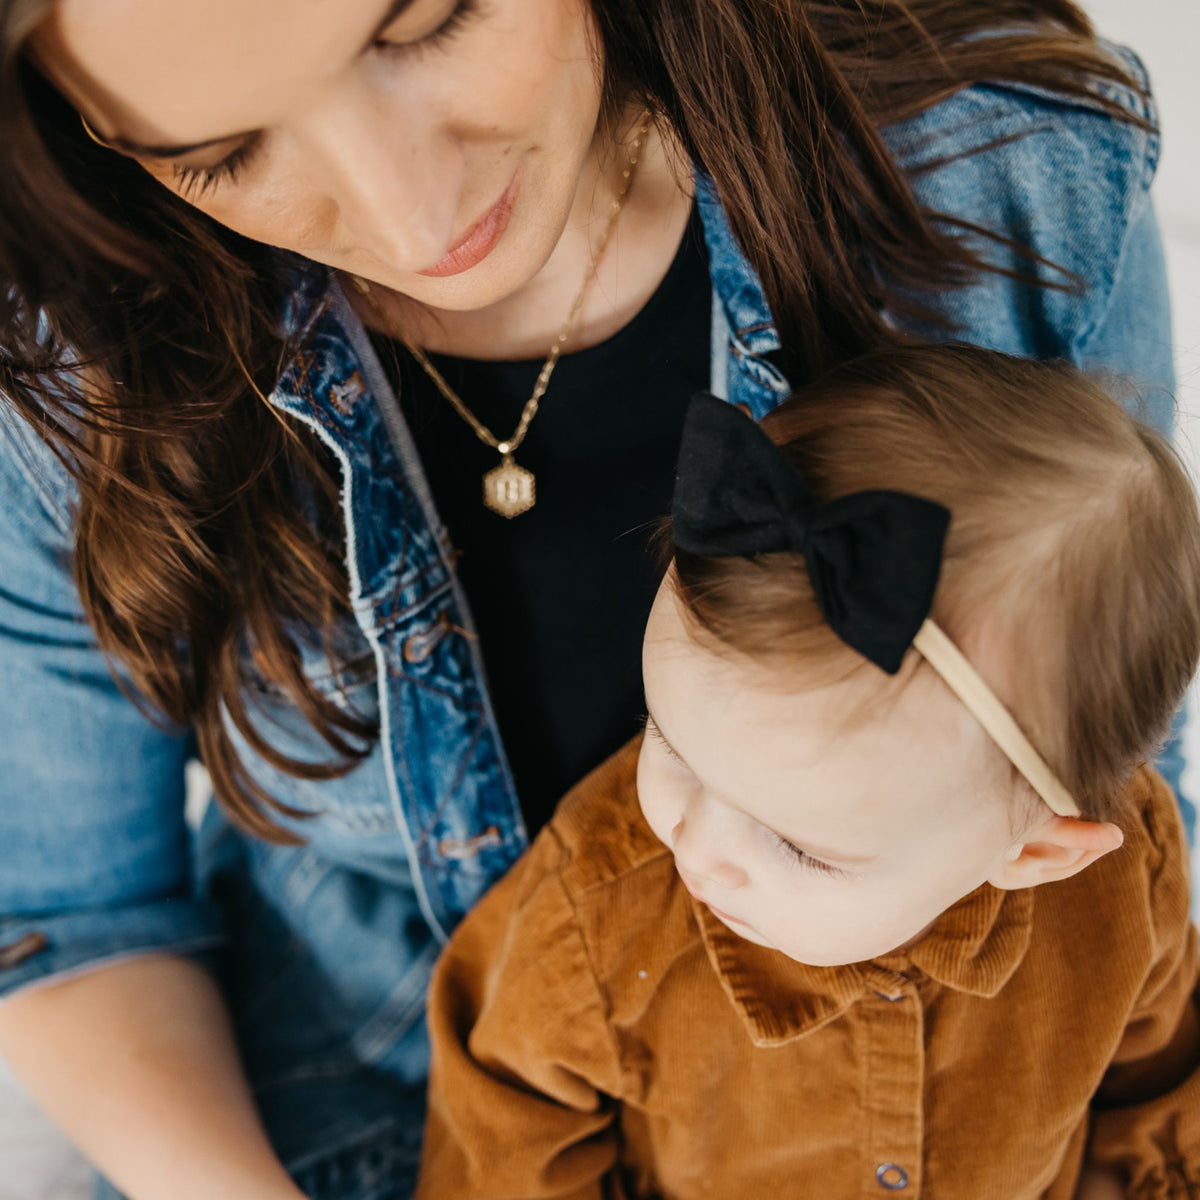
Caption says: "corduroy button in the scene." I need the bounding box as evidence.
[876,1163,909,1190]
[874,989,905,1002]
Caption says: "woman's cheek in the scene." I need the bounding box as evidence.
[202,172,324,247]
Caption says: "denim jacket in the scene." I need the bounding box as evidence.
[0,43,1177,1190]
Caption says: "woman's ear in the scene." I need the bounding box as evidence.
[988,816,1124,890]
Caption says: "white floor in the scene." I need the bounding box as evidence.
[3,3,1199,1196]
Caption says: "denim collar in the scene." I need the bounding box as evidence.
[271,165,788,418]
[692,172,779,356]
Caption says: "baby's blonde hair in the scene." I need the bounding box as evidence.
[672,343,1200,821]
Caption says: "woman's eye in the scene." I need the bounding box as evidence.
[374,0,480,56]
[170,0,482,199]
[172,140,255,200]
[773,835,842,877]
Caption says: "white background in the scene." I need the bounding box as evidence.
[1084,0,1200,891]
[2,3,1199,1195]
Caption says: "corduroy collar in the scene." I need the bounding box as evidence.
[694,882,1034,1047]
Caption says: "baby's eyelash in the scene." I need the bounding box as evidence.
[643,714,843,878]
[642,716,684,764]
[773,835,843,877]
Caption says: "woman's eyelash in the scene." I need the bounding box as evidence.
[773,835,842,877]
[173,0,481,198]
[375,0,481,58]
[172,140,255,200]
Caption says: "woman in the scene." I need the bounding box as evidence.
[0,1,1177,1198]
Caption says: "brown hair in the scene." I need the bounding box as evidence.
[0,0,1153,837]
[672,343,1200,821]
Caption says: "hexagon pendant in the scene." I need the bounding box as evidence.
[483,455,536,518]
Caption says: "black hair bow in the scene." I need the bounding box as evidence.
[671,394,951,675]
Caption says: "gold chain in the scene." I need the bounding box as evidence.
[353,118,650,516]
[403,120,648,458]
[405,120,648,459]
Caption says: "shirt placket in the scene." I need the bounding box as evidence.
[860,968,926,1197]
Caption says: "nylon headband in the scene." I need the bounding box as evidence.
[913,619,1080,818]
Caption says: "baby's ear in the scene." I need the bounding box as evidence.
[987,816,1124,890]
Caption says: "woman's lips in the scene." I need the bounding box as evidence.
[418,174,520,278]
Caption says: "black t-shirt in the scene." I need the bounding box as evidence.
[374,206,711,832]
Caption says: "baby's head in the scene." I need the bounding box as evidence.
[638,343,1200,967]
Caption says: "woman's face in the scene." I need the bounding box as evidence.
[34,0,606,312]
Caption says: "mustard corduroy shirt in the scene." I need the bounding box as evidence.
[417,741,1200,1200]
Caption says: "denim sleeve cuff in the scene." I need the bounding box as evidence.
[0,898,227,999]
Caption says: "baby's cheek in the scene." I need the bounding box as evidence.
[635,753,678,849]
[767,886,923,967]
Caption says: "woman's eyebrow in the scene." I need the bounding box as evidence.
[97,0,419,159]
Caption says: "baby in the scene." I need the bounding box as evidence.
[415,344,1200,1199]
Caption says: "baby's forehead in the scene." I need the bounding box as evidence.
[647,581,951,739]
[646,598,1001,839]
[765,691,1004,858]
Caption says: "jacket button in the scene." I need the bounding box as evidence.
[0,932,49,970]
[437,826,502,860]
[876,1163,909,1190]
[403,613,451,664]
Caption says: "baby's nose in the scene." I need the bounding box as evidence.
[671,819,750,891]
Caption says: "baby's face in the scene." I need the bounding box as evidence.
[638,580,1026,967]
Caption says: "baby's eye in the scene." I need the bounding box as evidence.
[773,834,843,877]
[642,715,690,769]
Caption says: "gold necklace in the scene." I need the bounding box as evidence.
[355,121,649,518]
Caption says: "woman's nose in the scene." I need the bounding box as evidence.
[296,82,461,271]
[670,814,749,891]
